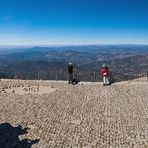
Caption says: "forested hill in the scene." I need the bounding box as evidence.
[0,45,148,79]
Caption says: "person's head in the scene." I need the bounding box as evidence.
[102,64,106,68]
[69,62,72,65]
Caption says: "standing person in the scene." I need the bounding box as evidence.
[67,62,73,84]
[101,64,110,86]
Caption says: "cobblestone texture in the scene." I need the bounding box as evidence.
[0,79,148,148]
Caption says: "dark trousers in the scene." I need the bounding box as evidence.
[68,73,73,84]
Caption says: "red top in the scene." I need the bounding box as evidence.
[101,67,109,77]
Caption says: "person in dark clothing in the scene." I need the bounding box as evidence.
[67,62,73,84]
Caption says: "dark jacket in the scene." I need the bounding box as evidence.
[68,64,73,74]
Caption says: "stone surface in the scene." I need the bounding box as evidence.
[0,79,148,147]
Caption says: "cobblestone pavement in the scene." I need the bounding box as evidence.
[0,79,148,148]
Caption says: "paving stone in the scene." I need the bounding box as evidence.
[0,80,148,147]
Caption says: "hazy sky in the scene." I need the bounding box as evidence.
[0,0,148,45]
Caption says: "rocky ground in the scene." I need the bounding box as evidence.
[0,79,148,148]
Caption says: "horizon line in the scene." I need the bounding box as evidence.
[0,43,148,48]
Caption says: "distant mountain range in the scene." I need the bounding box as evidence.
[0,45,148,79]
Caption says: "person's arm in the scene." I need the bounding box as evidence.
[67,65,70,73]
[71,66,73,73]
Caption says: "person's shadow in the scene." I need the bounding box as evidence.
[0,123,39,148]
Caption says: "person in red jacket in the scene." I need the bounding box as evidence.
[101,64,110,86]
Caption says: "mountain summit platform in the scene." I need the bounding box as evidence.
[0,79,148,148]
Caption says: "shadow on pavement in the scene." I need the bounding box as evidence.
[0,123,39,148]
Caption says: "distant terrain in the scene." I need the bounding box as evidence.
[0,45,148,79]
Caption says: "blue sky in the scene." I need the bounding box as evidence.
[0,0,148,45]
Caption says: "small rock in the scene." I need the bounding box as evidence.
[70,119,81,125]
[28,125,36,130]
[5,86,8,89]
